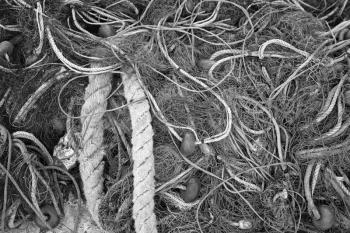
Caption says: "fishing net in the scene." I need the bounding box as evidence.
[2,0,350,232]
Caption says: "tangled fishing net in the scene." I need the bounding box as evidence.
[2,0,350,232]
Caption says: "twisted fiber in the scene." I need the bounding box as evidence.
[34,2,44,56]
[258,39,310,59]
[311,161,322,196]
[314,96,344,141]
[79,63,112,227]
[14,67,68,123]
[46,27,120,74]
[316,74,347,123]
[161,191,200,211]
[304,160,320,220]
[326,168,350,197]
[122,71,157,233]
[317,86,337,118]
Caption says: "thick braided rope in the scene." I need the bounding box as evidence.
[79,63,112,227]
[122,71,157,233]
